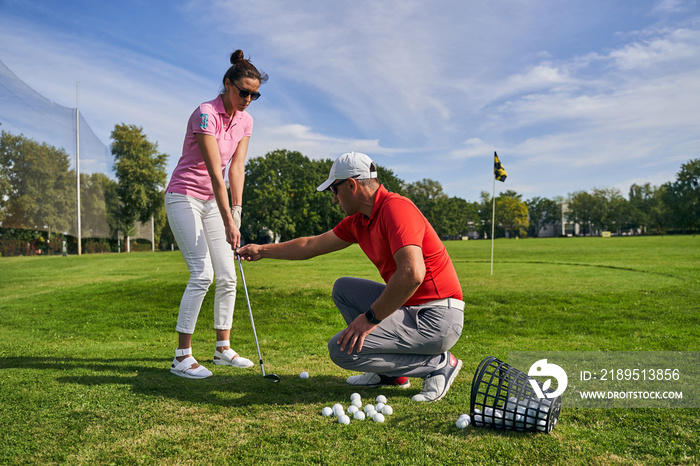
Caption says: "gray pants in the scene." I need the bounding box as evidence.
[327,277,464,378]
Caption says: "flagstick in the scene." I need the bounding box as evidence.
[491,176,496,275]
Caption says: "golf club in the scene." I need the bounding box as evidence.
[236,253,280,383]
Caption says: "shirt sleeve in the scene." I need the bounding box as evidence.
[244,113,254,138]
[332,216,358,244]
[191,103,219,137]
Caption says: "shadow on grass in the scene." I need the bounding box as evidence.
[0,356,419,408]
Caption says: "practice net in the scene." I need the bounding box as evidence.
[0,58,152,246]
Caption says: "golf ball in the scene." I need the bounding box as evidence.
[367,408,377,418]
[300,371,309,379]
[375,402,385,412]
[338,415,350,425]
[376,395,387,404]
[373,413,385,423]
[347,405,359,415]
[351,398,362,408]
[353,411,366,421]
[321,407,333,417]
[364,404,374,414]
[382,405,393,416]
[456,418,470,429]
[350,392,361,401]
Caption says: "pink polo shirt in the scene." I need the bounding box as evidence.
[333,185,463,306]
[166,95,253,200]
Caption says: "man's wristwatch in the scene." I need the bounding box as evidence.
[364,309,382,324]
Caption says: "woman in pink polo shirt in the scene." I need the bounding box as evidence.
[165,50,268,379]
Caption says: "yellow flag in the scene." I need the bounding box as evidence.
[494,152,507,182]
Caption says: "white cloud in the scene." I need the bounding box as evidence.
[247,122,391,161]
[2,0,699,203]
[608,30,700,70]
[449,138,496,160]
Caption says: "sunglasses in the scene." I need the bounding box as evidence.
[329,178,349,194]
[231,81,261,101]
[328,175,359,194]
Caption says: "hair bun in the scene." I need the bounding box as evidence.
[230,49,245,65]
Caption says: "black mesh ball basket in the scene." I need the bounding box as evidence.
[470,356,562,433]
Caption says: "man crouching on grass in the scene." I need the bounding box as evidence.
[237,152,464,401]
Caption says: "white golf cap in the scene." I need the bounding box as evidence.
[317,152,378,191]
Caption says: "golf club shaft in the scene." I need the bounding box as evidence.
[237,255,267,376]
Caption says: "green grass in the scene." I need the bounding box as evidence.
[1,236,699,465]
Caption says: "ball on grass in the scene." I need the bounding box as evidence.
[382,405,393,416]
[376,395,387,404]
[338,414,350,425]
[353,411,366,421]
[300,371,309,379]
[347,405,359,415]
[375,402,385,412]
[321,407,333,417]
[373,413,385,423]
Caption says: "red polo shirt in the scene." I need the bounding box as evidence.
[333,185,463,306]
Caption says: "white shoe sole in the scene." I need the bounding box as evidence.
[213,357,254,368]
[170,367,212,379]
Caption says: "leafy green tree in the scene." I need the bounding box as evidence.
[477,190,528,238]
[648,185,669,233]
[404,179,451,235]
[478,191,493,238]
[432,196,479,238]
[110,124,168,250]
[593,188,627,233]
[568,191,605,235]
[404,179,447,213]
[496,191,529,238]
[376,165,405,195]
[80,172,113,239]
[243,150,340,242]
[663,159,700,232]
[628,183,653,233]
[526,197,562,237]
[0,130,75,235]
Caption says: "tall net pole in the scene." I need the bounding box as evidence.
[76,82,82,255]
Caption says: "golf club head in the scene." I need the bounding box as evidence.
[264,374,280,383]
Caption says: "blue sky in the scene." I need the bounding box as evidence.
[1,0,699,202]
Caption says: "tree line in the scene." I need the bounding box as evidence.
[1,126,698,256]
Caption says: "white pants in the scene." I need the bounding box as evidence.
[165,192,237,334]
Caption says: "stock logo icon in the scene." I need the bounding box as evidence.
[528,359,568,399]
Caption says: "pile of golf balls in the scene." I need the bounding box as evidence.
[472,397,552,431]
[320,393,393,425]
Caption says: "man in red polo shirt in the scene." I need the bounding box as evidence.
[237,152,464,402]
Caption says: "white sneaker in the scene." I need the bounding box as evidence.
[411,352,462,402]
